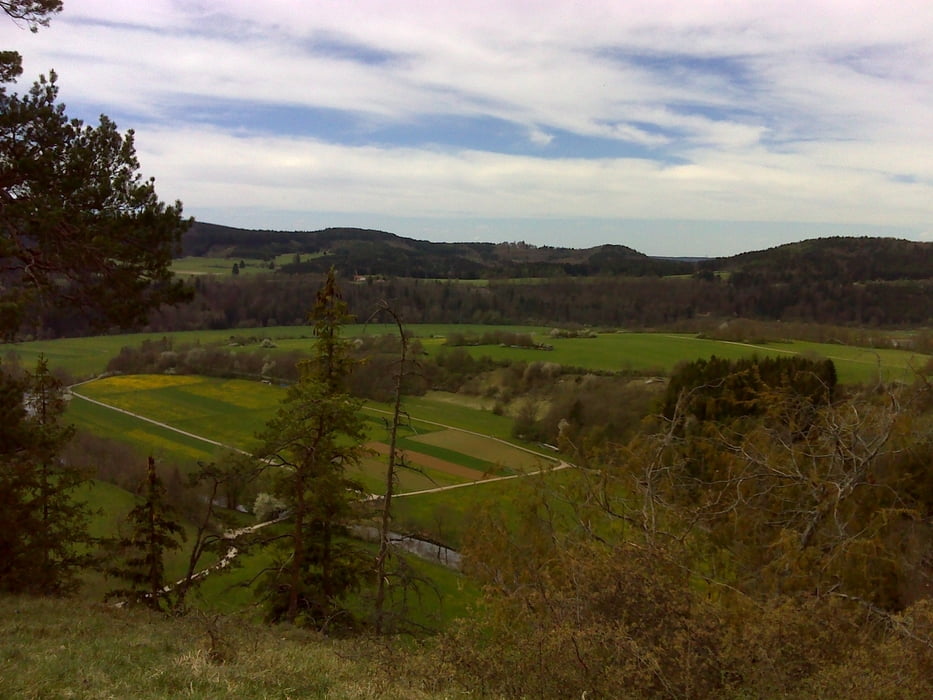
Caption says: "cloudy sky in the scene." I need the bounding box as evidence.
[4,0,933,256]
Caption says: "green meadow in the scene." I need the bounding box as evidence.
[365,391,525,441]
[66,394,221,466]
[68,375,547,494]
[0,324,545,377]
[390,466,578,550]
[427,331,925,384]
[5,324,925,384]
[170,253,330,276]
[74,374,279,453]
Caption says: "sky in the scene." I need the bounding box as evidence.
[4,0,933,257]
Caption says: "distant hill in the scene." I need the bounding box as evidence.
[185,223,931,284]
[702,236,933,283]
[181,222,694,278]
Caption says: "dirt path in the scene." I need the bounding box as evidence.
[390,459,572,499]
[164,516,288,593]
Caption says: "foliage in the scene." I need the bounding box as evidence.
[183,221,693,279]
[0,0,60,33]
[438,403,933,698]
[0,356,96,594]
[255,270,370,627]
[1,11,190,340]
[635,369,932,610]
[107,456,186,611]
[173,458,255,613]
[662,353,837,424]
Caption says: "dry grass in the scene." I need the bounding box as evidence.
[0,595,460,699]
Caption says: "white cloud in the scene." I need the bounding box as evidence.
[131,124,932,227]
[2,0,932,249]
[527,127,553,146]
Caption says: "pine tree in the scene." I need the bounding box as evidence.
[256,269,368,626]
[108,456,185,610]
[2,4,190,340]
[0,357,95,594]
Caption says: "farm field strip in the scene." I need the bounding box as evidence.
[353,456,467,495]
[363,404,559,464]
[366,442,486,481]
[393,459,570,500]
[69,390,244,454]
[66,396,220,465]
[71,375,542,496]
[408,430,550,472]
[75,375,278,451]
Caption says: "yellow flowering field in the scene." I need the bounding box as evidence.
[78,374,281,450]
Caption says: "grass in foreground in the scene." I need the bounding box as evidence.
[0,595,454,700]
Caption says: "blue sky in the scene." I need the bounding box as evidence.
[4,0,933,256]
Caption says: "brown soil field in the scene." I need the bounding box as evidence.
[366,442,487,481]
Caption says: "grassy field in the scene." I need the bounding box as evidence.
[366,391,526,441]
[426,331,926,384]
[73,375,279,453]
[0,595,456,699]
[5,324,925,384]
[69,375,545,493]
[75,480,137,539]
[66,394,222,466]
[390,466,576,550]
[408,430,549,473]
[0,324,546,377]
[170,253,330,276]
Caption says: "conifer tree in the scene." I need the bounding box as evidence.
[0,356,95,594]
[108,456,185,610]
[256,269,368,626]
[2,2,190,340]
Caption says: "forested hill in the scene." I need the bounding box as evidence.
[181,221,693,278]
[702,236,933,283]
[184,223,931,284]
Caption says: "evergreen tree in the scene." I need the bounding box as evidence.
[0,356,95,594]
[108,456,185,611]
[2,4,190,340]
[256,269,368,626]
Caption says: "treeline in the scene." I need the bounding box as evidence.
[444,329,549,349]
[104,334,430,405]
[182,222,693,279]
[30,272,925,340]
